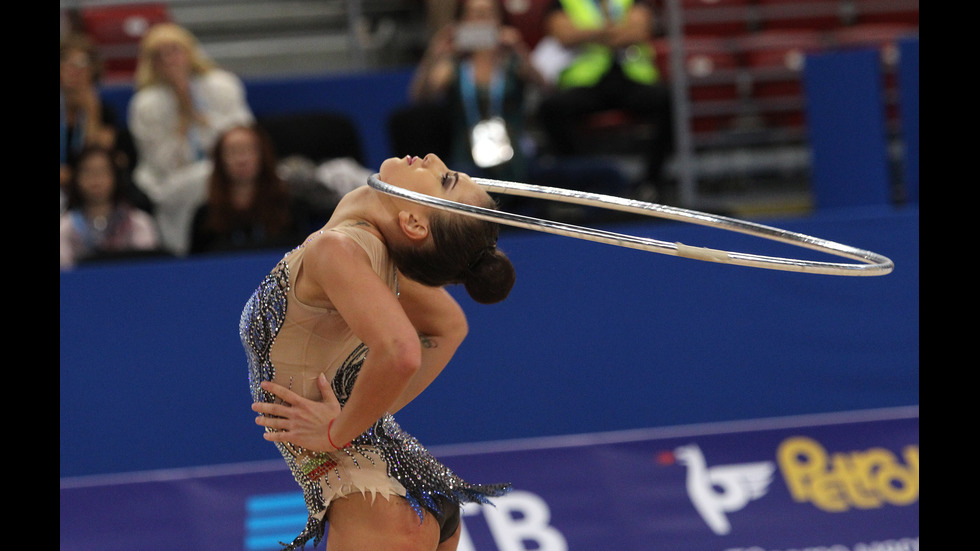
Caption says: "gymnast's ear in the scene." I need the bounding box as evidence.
[397,210,430,242]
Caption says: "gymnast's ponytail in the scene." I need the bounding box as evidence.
[462,246,515,304]
[388,202,515,304]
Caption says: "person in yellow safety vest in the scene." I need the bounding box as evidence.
[555,0,659,88]
[536,0,673,196]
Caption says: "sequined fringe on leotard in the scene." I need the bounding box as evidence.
[240,258,511,550]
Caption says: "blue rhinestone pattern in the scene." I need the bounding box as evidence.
[240,257,511,550]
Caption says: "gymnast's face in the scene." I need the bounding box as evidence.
[379,153,488,207]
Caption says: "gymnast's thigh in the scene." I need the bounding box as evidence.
[326,493,442,551]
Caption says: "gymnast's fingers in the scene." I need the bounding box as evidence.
[254,414,287,429]
[260,380,303,403]
[251,401,289,417]
[262,430,289,443]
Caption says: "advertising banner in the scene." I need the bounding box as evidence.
[60,407,918,551]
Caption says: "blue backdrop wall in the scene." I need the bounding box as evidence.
[60,205,918,478]
[70,44,918,480]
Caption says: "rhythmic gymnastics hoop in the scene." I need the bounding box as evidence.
[367,174,894,276]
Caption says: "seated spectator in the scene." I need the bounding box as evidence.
[189,124,311,255]
[60,146,162,270]
[128,22,254,257]
[60,33,131,197]
[535,0,673,194]
[407,0,546,183]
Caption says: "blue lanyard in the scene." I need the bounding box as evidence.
[70,210,101,249]
[594,0,624,21]
[186,80,207,161]
[459,60,506,127]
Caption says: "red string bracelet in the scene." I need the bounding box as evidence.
[328,419,349,450]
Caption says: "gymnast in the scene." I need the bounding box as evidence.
[242,153,516,550]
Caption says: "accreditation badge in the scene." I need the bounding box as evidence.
[470,117,514,168]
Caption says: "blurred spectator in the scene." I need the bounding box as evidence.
[408,0,546,182]
[535,0,673,194]
[189,124,310,255]
[60,8,81,41]
[60,146,162,270]
[60,33,133,196]
[424,0,459,39]
[128,22,254,257]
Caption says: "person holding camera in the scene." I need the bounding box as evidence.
[408,0,546,183]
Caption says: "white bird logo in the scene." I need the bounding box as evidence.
[673,444,776,535]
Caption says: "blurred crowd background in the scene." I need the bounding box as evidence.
[59,0,919,269]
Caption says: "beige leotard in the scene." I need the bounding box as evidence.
[240,224,509,550]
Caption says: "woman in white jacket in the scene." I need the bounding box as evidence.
[128,22,254,256]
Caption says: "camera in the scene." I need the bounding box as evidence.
[454,22,498,51]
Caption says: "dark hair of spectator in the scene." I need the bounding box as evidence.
[60,32,104,84]
[203,124,295,237]
[65,145,127,210]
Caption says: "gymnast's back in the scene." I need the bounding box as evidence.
[239,220,510,550]
[267,223,397,401]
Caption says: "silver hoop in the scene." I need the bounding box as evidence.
[367,174,894,276]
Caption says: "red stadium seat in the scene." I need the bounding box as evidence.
[739,29,823,94]
[830,23,918,128]
[756,0,845,31]
[679,0,753,37]
[502,0,554,50]
[830,23,917,66]
[80,3,171,82]
[657,36,740,99]
[738,29,824,129]
[654,36,742,135]
[851,0,919,26]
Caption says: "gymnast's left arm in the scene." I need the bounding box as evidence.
[388,275,469,413]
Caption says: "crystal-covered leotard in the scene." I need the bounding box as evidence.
[240,225,511,550]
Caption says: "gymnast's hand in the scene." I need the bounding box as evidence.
[251,374,343,452]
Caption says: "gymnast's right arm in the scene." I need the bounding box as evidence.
[252,232,422,452]
[387,274,469,414]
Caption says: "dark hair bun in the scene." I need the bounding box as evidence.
[464,249,516,304]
